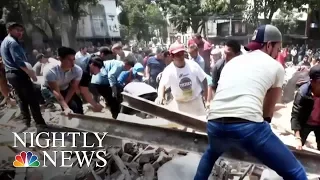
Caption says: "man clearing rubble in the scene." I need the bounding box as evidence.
[156,43,208,117]
[291,64,320,151]
[194,25,307,180]
[43,47,83,115]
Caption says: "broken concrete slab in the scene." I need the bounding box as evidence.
[142,163,154,180]
[157,153,201,180]
[0,109,17,124]
[259,170,283,180]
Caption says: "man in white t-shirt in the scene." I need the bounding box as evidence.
[75,46,91,59]
[33,53,60,76]
[156,43,208,117]
[194,25,307,180]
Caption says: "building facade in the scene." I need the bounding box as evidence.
[77,0,121,41]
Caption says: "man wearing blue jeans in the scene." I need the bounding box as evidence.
[194,25,307,180]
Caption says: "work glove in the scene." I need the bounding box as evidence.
[111,86,118,98]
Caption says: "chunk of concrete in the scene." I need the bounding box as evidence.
[142,163,154,180]
[260,169,283,180]
[0,109,16,123]
[121,153,133,162]
[157,153,201,180]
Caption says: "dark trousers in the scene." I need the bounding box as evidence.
[60,88,84,114]
[89,84,100,103]
[300,124,320,150]
[94,84,122,119]
[147,77,158,89]
[6,71,46,125]
[33,84,45,104]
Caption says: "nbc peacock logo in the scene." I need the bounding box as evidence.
[13,151,40,167]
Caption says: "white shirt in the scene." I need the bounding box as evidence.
[207,50,285,122]
[291,49,297,56]
[160,60,206,102]
[75,51,90,59]
[124,82,156,96]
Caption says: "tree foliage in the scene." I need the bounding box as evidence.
[243,0,314,26]
[155,0,228,33]
[118,0,167,42]
[272,9,301,34]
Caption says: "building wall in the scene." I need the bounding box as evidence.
[77,0,120,39]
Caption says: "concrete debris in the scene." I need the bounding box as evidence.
[157,153,201,180]
[260,170,283,180]
[1,104,319,180]
[0,109,17,124]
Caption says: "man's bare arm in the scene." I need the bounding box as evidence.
[263,87,282,118]
[64,80,80,103]
[202,78,208,101]
[47,81,69,110]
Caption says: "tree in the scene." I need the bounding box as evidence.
[118,0,166,42]
[156,0,227,33]
[244,0,308,27]
[19,0,61,48]
[145,3,167,43]
[272,9,300,34]
[49,0,99,48]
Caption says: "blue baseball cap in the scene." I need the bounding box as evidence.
[245,24,282,51]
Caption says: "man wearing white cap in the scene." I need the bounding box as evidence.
[194,24,307,179]
[210,48,222,69]
[172,33,182,45]
[156,43,208,117]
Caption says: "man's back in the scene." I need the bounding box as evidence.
[208,50,284,122]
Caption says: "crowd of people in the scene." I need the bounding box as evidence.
[1,21,320,179]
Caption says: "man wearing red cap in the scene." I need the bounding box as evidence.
[194,25,307,180]
[156,43,208,117]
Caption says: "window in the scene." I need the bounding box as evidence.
[242,24,246,33]
[235,23,240,33]
[92,16,104,34]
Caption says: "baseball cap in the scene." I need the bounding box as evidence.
[245,24,282,51]
[169,43,185,54]
[309,64,320,80]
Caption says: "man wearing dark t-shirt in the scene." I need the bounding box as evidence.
[211,40,241,91]
[75,55,105,112]
[145,48,166,89]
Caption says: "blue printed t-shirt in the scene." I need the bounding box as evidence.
[146,56,166,79]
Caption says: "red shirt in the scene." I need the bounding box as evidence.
[187,39,195,47]
[277,50,288,67]
[308,97,320,126]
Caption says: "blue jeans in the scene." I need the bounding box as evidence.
[194,118,307,180]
